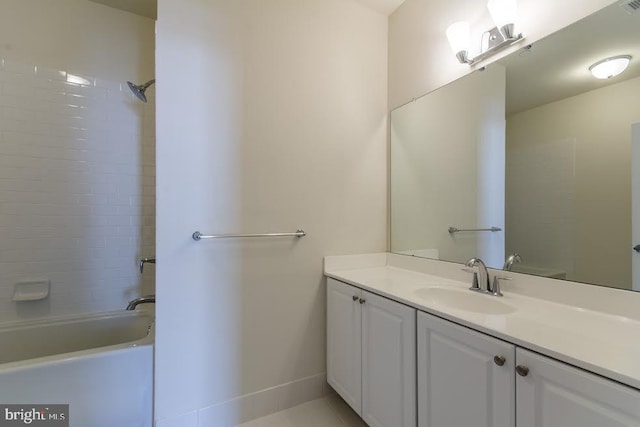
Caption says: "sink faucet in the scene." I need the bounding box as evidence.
[503,253,522,271]
[139,257,156,274]
[464,257,508,297]
[126,295,156,310]
[465,258,491,292]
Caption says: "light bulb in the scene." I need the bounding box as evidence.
[487,0,518,31]
[446,21,470,55]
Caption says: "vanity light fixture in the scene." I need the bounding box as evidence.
[589,55,632,79]
[446,0,524,65]
[446,21,471,64]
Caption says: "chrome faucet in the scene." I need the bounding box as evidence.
[465,258,491,292]
[126,295,156,310]
[139,257,156,274]
[503,253,522,271]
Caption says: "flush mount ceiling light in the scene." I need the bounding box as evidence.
[589,55,632,79]
[446,0,524,66]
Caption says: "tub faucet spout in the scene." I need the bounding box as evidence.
[126,295,155,311]
[139,257,156,274]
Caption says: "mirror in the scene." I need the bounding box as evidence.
[390,1,640,291]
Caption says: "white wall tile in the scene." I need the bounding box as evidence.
[155,411,198,427]
[0,58,155,322]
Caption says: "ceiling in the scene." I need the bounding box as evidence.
[352,0,407,15]
[88,0,156,19]
[88,0,406,20]
[501,2,640,115]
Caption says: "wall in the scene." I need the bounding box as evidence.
[507,76,640,289]
[388,0,617,109]
[155,0,388,426]
[391,65,505,267]
[0,0,155,84]
[0,0,155,321]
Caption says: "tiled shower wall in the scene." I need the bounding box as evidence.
[0,58,155,322]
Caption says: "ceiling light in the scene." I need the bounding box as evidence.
[589,55,632,79]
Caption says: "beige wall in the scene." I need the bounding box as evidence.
[391,65,505,267]
[0,0,155,83]
[155,0,388,424]
[507,76,640,289]
[389,0,616,109]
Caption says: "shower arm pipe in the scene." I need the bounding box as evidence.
[192,230,306,241]
[140,79,155,90]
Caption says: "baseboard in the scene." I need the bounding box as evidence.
[157,373,332,427]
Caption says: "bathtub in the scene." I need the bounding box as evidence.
[0,310,154,427]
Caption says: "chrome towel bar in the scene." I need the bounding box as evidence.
[448,227,502,234]
[192,229,306,241]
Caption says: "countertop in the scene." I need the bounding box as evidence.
[325,253,640,390]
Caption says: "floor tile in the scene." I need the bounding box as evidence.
[237,395,366,427]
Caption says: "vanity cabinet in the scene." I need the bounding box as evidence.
[417,312,515,427]
[418,311,640,427]
[516,348,640,427]
[327,278,416,427]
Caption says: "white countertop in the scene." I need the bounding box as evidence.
[325,253,640,390]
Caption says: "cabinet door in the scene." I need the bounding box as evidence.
[516,348,640,427]
[417,312,515,427]
[327,278,362,414]
[362,290,416,427]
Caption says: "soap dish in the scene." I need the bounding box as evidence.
[12,279,51,302]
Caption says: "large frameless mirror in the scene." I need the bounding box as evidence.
[391,1,640,291]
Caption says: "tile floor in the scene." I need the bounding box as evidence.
[237,394,367,427]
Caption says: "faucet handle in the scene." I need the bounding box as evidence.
[462,268,481,291]
[491,276,511,297]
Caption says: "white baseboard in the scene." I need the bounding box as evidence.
[156,373,332,427]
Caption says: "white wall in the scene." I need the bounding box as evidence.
[0,1,156,321]
[0,0,155,84]
[389,0,617,109]
[391,65,505,267]
[507,76,640,289]
[155,0,388,425]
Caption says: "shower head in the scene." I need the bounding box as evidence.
[127,79,156,103]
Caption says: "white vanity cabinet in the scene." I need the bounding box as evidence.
[327,278,416,427]
[327,278,362,412]
[417,312,515,427]
[417,311,640,427]
[516,348,640,427]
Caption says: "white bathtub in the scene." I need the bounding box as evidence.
[0,310,154,427]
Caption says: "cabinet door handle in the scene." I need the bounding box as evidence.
[494,355,506,366]
[352,295,359,301]
[516,365,530,377]
[359,298,366,304]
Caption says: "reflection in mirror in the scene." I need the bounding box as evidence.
[390,1,640,291]
[391,66,506,268]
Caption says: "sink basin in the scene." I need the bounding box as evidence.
[413,287,516,315]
